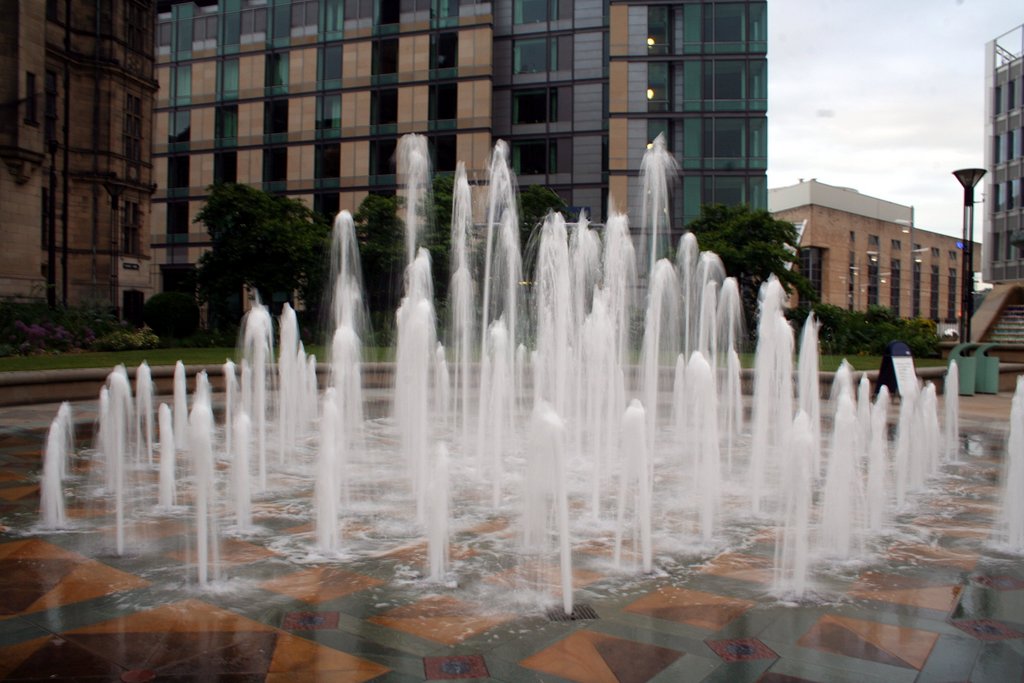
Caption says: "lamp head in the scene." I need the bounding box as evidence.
[952,168,986,191]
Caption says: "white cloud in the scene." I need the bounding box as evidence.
[768,0,1022,238]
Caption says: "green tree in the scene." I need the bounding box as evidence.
[194,183,330,326]
[426,174,454,305]
[354,193,404,317]
[687,203,816,325]
[518,185,568,249]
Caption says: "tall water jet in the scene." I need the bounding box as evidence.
[134,361,154,465]
[749,277,794,515]
[40,402,73,530]
[523,402,573,615]
[223,360,238,456]
[998,377,1024,551]
[173,360,188,452]
[945,362,960,461]
[866,387,890,532]
[638,133,679,278]
[241,300,274,491]
[818,393,865,560]
[397,134,431,267]
[687,352,720,543]
[316,390,340,553]
[395,248,438,525]
[694,252,725,361]
[601,211,637,364]
[53,401,73,480]
[582,290,624,518]
[615,399,652,573]
[233,412,253,532]
[718,277,745,469]
[533,212,572,414]
[190,386,220,585]
[479,141,521,417]
[447,163,476,446]
[774,411,814,599]
[797,314,821,472]
[157,403,176,508]
[103,368,134,556]
[676,233,700,357]
[893,384,917,507]
[428,445,451,582]
[639,259,680,446]
[278,303,301,464]
[478,320,512,506]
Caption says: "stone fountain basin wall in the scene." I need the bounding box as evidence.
[2,360,1021,408]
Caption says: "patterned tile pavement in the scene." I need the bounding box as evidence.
[0,395,1020,681]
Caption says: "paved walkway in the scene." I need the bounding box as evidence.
[0,390,1020,682]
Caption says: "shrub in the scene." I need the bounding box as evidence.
[143,292,200,338]
[790,304,939,358]
[91,326,160,351]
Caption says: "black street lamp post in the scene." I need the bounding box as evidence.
[952,168,986,343]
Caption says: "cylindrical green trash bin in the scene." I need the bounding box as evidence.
[975,343,1000,394]
[949,343,977,397]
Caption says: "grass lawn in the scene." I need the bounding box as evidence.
[0,348,945,373]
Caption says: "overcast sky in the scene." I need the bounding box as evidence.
[767,0,1023,239]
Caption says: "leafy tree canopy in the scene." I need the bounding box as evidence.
[194,183,330,324]
[353,193,405,317]
[519,185,568,248]
[687,203,817,321]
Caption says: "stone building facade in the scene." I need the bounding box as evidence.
[0,0,158,323]
[771,180,976,329]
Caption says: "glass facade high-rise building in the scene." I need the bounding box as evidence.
[152,0,768,291]
[984,23,1024,284]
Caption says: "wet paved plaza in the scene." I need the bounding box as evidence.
[0,392,1021,682]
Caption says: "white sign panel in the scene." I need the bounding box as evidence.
[891,356,917,396]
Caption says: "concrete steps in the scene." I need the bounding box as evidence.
[989,304,1024,344]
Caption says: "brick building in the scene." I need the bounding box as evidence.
[152,0,768,293]
[0,0,158,322]
[770,180,976,328]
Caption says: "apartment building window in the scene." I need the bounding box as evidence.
[1008,130,1016,163]
[799,247,822,302]
[24,72,38,125]
[218,59,239,99]
[890,258,901,316]
[193,11,218,50]
[373,39,399,76]
[513,140,555,175]
[931,247,940,258]
[1008,180,1017,211]
[290,0,318,35]
[648,119,670,149]
[949,249,957,261]
[167,156,190,189]
[432,135,456,173]
[430,84,458,124]
[214,150,237,183]
[264,100,289,136]
[648,62,670,112]
[513,37,550,73]
[704,118,744,163]
[172,65,191,106]
[948,268,957,321]
[215,105,238,141]
[322,0,343,34]
[515,0,557,23]
[435,0,459,21]
[44,71,57,144]
[513,88,557,124]
[891,238,901,251]
[315,143,340,180]
[316,94,341,131]
[263,147,287,183]
[372,89,398,126]
[929,265,939,321]
[705,3,744,43]
[167,201,189,238]
[169,110,190,149]
[122,201,141,256]
[912,261,921,317]
[1009,80,1017,111]
[345,0,373,20]
[867,234,879,247]
[704,61,744,103]
[847,251,855,311]
[46,0,58,21]
[378,0,399,25]
[867,257,879,306]
[314,192,340,219]
[123,94,143,160]
[431,33,458,72]
[370,138,397,178]
[320,44,342,83]
[648,6,671,55]
[266,52,288,93]
[849,230,855,243]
